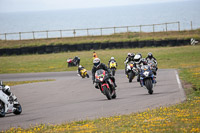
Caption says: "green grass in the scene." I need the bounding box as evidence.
[0,29,200,49]
[1,45,200,133]
[4,79,55,86]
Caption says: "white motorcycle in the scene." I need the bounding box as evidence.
[126,61,138,82]
[0,84,22,117]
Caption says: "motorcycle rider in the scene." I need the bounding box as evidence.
[77,65,85,76]
[108,57,118,68]
[92,58,117,88]
[0,81,11,96]
[124,53,135,74]
[73,56,80,66]
[93,51,98,60]
[134,53,148,84]
[146,52,158,74]
[0,81,15,112]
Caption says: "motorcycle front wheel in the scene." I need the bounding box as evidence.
[103,86,111,100]
[13,104,22,115]
[145,79,153,94]
[0,101,5,117]
[128,72,134,83]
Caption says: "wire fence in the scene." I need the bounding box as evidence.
[0,21,195,41]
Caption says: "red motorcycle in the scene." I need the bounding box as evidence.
[95,69,116,100]
[67,56,80,67]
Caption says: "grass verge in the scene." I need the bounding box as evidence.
[1,45,200,132]
[4,79,55,86]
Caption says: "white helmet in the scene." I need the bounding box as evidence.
[79,65,82,68]
[4,85,10,91]
[111,57,114,60]
[134,54,141,64]
[93,58,101,68]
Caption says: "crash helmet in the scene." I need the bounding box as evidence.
[93,58,101,68]
[130,53,135,58]
[78,65,82,68]
[134,54,142,64]
[148,52,153,59]
[127,53,131,57]
[111,57,114,60]
[4,85,10,91]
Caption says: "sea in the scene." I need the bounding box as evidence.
[0,0,200,40]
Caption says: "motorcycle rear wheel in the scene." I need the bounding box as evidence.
[0,101,5,117]
[111,91,117,99]
[145,79,153,94]
[103,86,111,100]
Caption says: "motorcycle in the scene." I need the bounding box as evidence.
[79,68,89,78]
[0,85,22,117]
[95,69,116,100]
[126,61,138,83]
[140,65,156,94]
[147,60,157,75]
[67,56,80,67]
[109,60,117,76]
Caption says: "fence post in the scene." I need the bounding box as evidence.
[19,32,21,40]
[153,24,155,32]
[165,23,168,32]
[5,33,7,41]
[178,21,180,31]
[140,25,142,32]
[100,28,102,36]
[87,29,89,36]
[127,26,129,33]
[33,31,35,39]
[60,30,62,38]
[191,21,193,30]
[73,29,76,37]
[114,27,116,34]
[46,31,48,39]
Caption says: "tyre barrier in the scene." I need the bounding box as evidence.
[0,39,190,56]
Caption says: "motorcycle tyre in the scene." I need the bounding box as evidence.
[0,101,5,117]
[13,104,22,115]
[145,79,153,94]
[128,72,134,83]
[86,74,89,78]
[111,91,117,99]
[111,69,115,76]
[103,86,111,100]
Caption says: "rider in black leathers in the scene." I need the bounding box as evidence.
[92,58,117,88]
[145,52,158,75]
[124,53,135,74]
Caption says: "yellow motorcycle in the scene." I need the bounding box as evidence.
[80,68,89,78]
[109,61,117,76]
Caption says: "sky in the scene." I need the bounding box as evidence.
[0,0,188,13]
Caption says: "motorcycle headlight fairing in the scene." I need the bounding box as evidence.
[143,71,149,77]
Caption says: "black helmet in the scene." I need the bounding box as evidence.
[148,52,153,58]
[130,53,135,58]
[93,58,101,68]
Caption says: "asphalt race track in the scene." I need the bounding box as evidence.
[0,69,186,130]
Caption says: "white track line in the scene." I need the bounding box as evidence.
[175,70,186,101]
